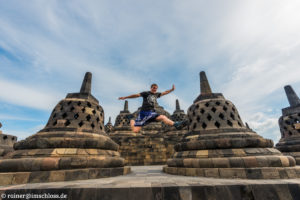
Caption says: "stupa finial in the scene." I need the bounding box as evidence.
[80,72,92,94]
[176,99,181,110]
[200,71,212,95]
[124,100,129,112]
[284,85,300,107]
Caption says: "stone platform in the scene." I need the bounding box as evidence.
[1,166,300,200]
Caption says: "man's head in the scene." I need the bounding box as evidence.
[150,83,158,93]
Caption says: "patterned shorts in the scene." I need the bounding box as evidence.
[134,111,160,126]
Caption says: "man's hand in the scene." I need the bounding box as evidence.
[161,84,175,96]
[171,84,175,91]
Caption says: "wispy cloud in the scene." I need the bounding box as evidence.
[1,0,300,142]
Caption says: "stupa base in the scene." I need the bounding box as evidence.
[0,167,131,186]
[282,152,300,165]
[163,166,300,179]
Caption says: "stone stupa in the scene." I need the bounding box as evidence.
[276,85,300,164]
[0,123,17,158]
[0,72,130,186]
[105,117,113,134]
[163,99,188,159]
[110,100,134,136]
[164,71,300,179]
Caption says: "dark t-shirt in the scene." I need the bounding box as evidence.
[140,91,161,111]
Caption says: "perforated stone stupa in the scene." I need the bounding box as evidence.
[0,72,130,186]
[163,99,188,159]
[276,85,300,164]
[105,117,113,134]
[0,123,17,158]
[164,71,300,179]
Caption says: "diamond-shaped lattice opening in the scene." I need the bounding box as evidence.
[62,113,67,119]
[289,131,292,136]
[238,115,241,120]
[100,113,103,117]
[60,106,64,111]
[52,113,57,119]
[92,109,96,115]
[3,136,7,140]
[215,121,220,128]
[97,106,100,110]
[202,122,207,129]
[196,104,199,109]
[82,108,86,113]
[78,121,84,127]
[223,106,227,111]
[196,116,201,122]
[205,102,210,107]
[53,120,57,126]
[70,106,75,111]
[96,117,100,122]
[225,101,229,105]
[74,113,79,119]
[86,115,91,121]
[207,114,212,121]
[193,111,196,116]
[219,113,224,120]
[77,101,81,106]
[100,126,103,130]
[232,107,236,113]
[67,101,72,105]
[230,113,235,120]
[65,120,71,126]
[189,119,193,123]
[227,120,233,127]
[216,101,220,105]
[238,121,242,127]
[193,123,197,129]
[285,120,291,125]
[211,107,216,113]
[91,123,95,128]
[87,102,92,108]
[200,109,205,114]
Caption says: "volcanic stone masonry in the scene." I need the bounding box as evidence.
[105,117,113,134]
[110,97,187,165]
[0,123,17,158]
[163,71,300,179]
[0,72,130,186]
[276,85,300,164]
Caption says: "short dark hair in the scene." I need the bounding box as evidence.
[151,83,158,88]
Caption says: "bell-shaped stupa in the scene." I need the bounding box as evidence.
[164,71,300,179]
[163,99,188,160]
[0,72,130,186]
[276,85,300,164]
[0,123,17,158]
[105,117,113,134]
[110,100,134,136]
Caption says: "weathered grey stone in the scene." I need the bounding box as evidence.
[165,71,300,179]
[0,72,130,185]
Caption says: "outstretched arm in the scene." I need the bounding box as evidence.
[118,93,141,100]
[161,84,175,97]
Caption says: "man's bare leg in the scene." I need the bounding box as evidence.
[155,115,174,126]
[130,119,142,133]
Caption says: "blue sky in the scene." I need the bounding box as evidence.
[1,0,300,143]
